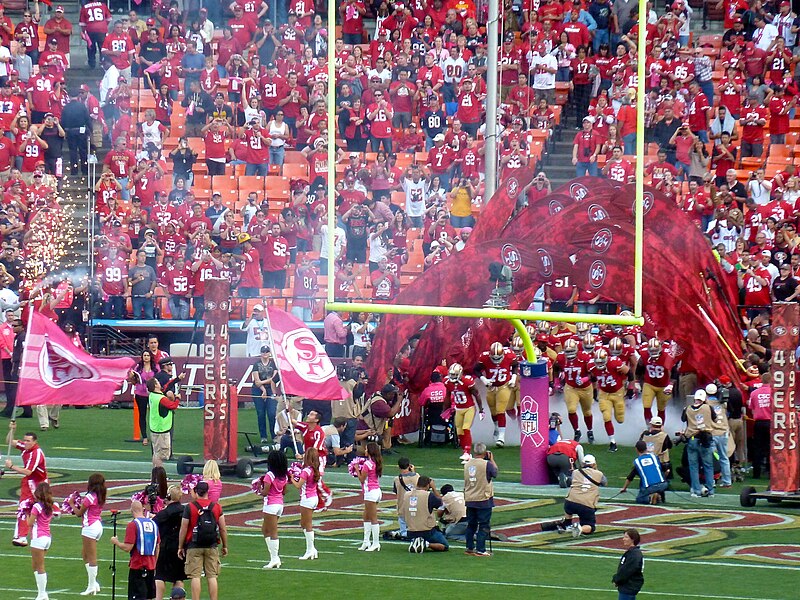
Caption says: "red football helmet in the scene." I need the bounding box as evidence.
[489,342,505,364]
[594,348,609,369]
[647,338,662,359]
[582,333,595,353]
[608,337,623,357]
[564,338,579,360]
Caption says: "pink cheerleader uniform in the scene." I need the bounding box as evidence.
[362,459,382,503]
[298,467,319,510]
[81,492,104,540]
[262,471,288,516]
[206,480,223,503]
[30,502,58,550]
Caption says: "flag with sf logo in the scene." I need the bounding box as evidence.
[18,312,135,406]
[266,307,349,400]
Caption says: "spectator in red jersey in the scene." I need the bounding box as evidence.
[340,0,367,45]
[165,254,191,319]
[80,0,112,70]
[367,89,394,153]
[43,6,73,66]
[102,20,135,80]
[103,136,136,201]
[236,235,262,298]
[572,116,601,177]
[261,223,289,290]
[371,257,401,302]
[97,244,128,318]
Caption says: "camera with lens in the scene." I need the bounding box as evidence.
[548,412,562,429]
[144,483,159,507]
[366,434,380,443]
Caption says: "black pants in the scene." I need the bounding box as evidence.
[1,358,16,416]
[66,129,89,175]
[325,342,345,358]
[752,419,771,478]
[134,395,149,441]
[127,567,155,600]
[87,31,106,69]
[547,453,572,482]
[573,83,592,127]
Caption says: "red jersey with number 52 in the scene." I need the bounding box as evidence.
[640,351,674,387]
[165,267,191,297]
[556,353,592,388]
[477,350,516,388]
[588,356,626,392]
[445,375,476,408]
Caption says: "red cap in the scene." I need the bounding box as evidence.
[55,5,64,11]
[80,83,90,92]
[719,375,732,384]
[733,16,743,23]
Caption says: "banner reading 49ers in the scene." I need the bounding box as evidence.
[770,303,800,494]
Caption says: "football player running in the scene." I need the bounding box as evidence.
[475,342,519,447]
[555,338,595,443]
[588,348,630,452]
[639,338,675,425]
[445,363,485,462]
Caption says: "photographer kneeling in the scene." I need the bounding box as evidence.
[401,476,449,553]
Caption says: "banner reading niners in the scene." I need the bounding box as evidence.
[203,278,237,463]
[770,302,800,493]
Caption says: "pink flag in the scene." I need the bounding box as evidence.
[17,313,135,406]
[266,307,348,401]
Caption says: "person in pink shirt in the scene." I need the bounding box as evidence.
[261,450,289,569]
[356,442,383,552]
[202,460,223,503]
[28,482,59,600]
[292,447,321,560]
[747,372,772,479]
[68,472,107,596]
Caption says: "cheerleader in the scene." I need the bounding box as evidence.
[202,460,223,503]
[69,472,106,597]
[291,447,321,560]
[29,482,58,600]
[356,442,383,552]
[261,450,289,569]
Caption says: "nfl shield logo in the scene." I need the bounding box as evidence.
[520,410,538,436]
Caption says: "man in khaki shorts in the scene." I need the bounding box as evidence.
[178,481,228,600]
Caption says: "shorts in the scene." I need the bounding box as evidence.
[642,383,670,411]
[30,536,51,550]
[598,389,625,423]
[563,499,596,533]
[81,521,103,540]
[564,385,594,415]
[364,488,382,503]
[486,386,512,415]
[299,495,318,510]
[128,567,156,600]
[262,501,284,516]
[409,527,449,549]
[150,431,171,463]
[185,547,220,579]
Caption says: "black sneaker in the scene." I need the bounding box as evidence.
[558,473,568,488]
[587,430,595,443]
[573,430,582,442]
[609,442,618,452]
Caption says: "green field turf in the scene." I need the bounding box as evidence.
[0,407,797,600]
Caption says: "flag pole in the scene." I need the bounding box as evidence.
[697,304,746,371]
[261,307,300,457]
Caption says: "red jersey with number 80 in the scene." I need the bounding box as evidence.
[445,375,476,409]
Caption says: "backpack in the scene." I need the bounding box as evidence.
[191,502,219,547]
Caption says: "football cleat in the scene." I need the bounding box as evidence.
[609,442,618,452]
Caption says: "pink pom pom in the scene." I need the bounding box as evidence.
[181,474,203,494]
[251,476,265,495]
[61,491,83,516]
[348,456,367,478]
[16,498,33,520]
[131,490,147,504]
[288,462,303,480]
[151,497,165,514]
